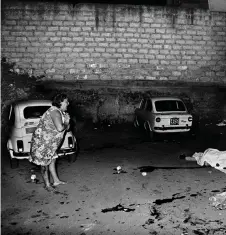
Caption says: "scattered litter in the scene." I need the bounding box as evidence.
[209,192,226,210]
[80,223,96,231]
[101,204,135,213]
[113,167,127,174]
[116,166,121,171]
[216,120,226,126]
[142,172,147,176]
[31,174,37,183]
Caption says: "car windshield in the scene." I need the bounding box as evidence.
[24,106,50,119]
[155,100,186,112]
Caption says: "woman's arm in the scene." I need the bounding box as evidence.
[50,109,69,132]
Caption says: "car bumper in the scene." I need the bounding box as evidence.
[153,126,191,133]
[8,149,76,160]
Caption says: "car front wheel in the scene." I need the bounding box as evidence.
[144,121,154,141]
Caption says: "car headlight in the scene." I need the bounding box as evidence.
[68,136,73,148]
[188,117,192,122]
[17,140,24,152]
[156,117,161,122]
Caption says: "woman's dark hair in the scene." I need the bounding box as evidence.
[52,93,68,108]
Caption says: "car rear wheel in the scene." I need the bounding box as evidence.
[144,121,154,141]
[10,157,19,169]
[68,137,79,163]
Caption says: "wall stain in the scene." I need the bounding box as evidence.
[112,4,116,29]
[171,8,178,27]
[139,5,143,24]
[186,8,194,25]
[95,5,100,30]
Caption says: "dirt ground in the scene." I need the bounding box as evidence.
[1,122,226,235]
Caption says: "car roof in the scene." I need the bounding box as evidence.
[14,100,52,109]
[148,97,183,102]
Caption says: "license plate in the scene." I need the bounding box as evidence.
[170,118,179,125]
[26,127,36,134]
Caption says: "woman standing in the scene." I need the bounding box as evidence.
[29,94,70,192]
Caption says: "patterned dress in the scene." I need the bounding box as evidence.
[29,106,66,166]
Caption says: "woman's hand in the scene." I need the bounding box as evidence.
[50,110,70,132]
[64,113,70,125]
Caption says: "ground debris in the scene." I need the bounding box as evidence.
[153,195,186,205]
[101,204,135,213]
[209,192,226,210]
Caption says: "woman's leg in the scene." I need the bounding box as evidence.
[41,165,51,187]
[49,158,66,186]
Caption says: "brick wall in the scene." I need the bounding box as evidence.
[1,2,226,82]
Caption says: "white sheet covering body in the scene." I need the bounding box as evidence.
[192,148,226,210]
[193,148,226,174]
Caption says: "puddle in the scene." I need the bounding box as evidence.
[211,190,221,193]
[138,165,205,173]
[153,195,186,205]
[101,204,135,213]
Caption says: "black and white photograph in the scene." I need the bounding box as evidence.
[1,0,226,234]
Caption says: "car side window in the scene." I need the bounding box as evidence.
[145,100,152,112]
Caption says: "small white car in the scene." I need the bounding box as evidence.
[7,100,78,168]
[134,97,193,140]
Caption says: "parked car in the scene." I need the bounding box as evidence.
[7,100,78,168]
[134,97,193,140]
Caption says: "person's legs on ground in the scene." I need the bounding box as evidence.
[49,158,66,186]
[41,165,52,189]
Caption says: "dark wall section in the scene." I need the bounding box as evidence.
[38,80,226,124]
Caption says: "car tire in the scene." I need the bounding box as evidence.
[144,121,154,141]
[68,153,78,163]
[68,137,79,163]
[133,117,139,128]
[10,157,19,169]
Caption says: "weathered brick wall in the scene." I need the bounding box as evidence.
[1,2,226,82]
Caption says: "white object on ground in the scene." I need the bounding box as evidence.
[142,172,147,176]
[117,166,121,171]
[216,120,226,126]
[31,174,36,182]
[192,148,226,174]
[209,192,226,210]
[31,174,36,180]
[189,148,226,210]
[80,223,96,231]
